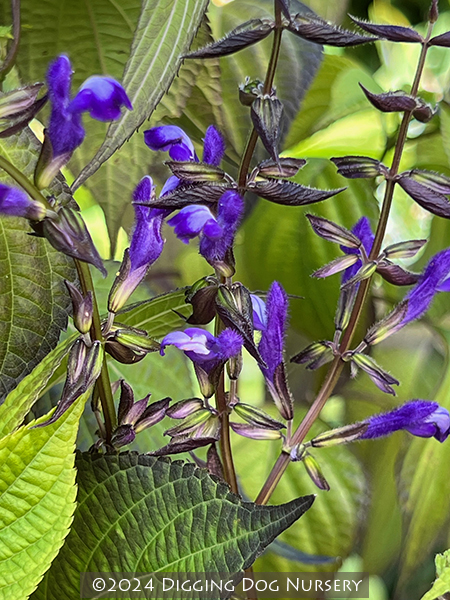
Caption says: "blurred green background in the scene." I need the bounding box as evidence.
[2,0,450,597]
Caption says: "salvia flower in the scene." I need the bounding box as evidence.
[360,400,450,443]
[108,176,166,313]
[167,190,244,272]
[402,247,450,325]
[341,216,374,283]
[251,294,267,330]
[160,327,243,372]
[37,55,132,189]
[258,281,293,420]
[144,124,225,195]
[0,183,47,221]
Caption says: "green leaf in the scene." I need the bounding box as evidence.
[0,334,76,438]
[238,159,379,339]
[0,128,76,402]
[421,550,450,600]
[72,0,210,190]
[117,289,192,338]
[208,0,323,163]
[0,394,86,600]
[33,453,314,599]
[232,415,365,570]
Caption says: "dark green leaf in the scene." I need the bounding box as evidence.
[33,453,314,599]
[0,128,76,401]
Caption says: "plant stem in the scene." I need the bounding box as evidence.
[237,3,283,188]
[255,26,434,507]
[74,260,116,441]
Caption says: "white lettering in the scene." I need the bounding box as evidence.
[242,578,254,591]
[269,580,279,592]
[354,579,364,591]
[286,578,299,591]
[162,578,174,591]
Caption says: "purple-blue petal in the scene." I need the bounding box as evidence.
[199,190,244,264]
[202,125,225,166]
[403,248,450,324]
[69,76,132,121]
[258,281,288,380]
[47,55,85,156]
[161,175,181,197]
[251,294,267,331]
[167,205,221,244]
[216,329,244,361]
[0,184,43,219]
[361,400,450,442]
[144,125,196,161]
[341,217,375,283]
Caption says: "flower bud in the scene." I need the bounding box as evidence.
[382,239,426,259]
[313,254,359,278]
[111,424,136,448]
[34,132,72,190]
[239,77,263,106]
[229,422,283,440]
[233,402,285,430]
[341,261,377,290]
[65,281,93,334]
[310,423,368,448]
[113,328,160,353]
[186,279,218,325]
[164,409,213,438]
[42,206,106,275]
[256,157,306,180]
[351,352,399,395]
[303,453,330,491]
[67,338,88,385]
[290,341,334,370]
[0,84,44,119]
[335,286,358,332]
[166,398,204,419]
[306,214,361,248]
[364,300,408,346]
[193,362,216,399]
[227,352,243,380]
[290,443,307,462]
[165,160,226,182]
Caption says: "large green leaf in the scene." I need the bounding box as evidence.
[0,128,76,402]
[73,0,210,189]
[237,159,379,340]
[117,288,191,337]
[0,334,76,438]
[33,453,314,600]
[0,394,86,600]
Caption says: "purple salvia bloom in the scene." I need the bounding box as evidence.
[360,400,450,442]
[199,191,244,264]
[202,125,225,166]
[68,76,132,121]
[258,281,288,380]
[167,205,223,244]
[47,55,131,157]
[251,294,267,331]
[402,248,450,324]
[0,183,46,220]
[144,125,197,161]
[108,177,167,312]
[160,327,243,370]
[341,216,375,283]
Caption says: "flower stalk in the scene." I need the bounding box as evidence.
[255,19,435,507]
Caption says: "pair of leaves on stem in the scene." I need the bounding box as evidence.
[334,155,450,221]
[145,157,345,211]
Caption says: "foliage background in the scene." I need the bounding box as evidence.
[1,0,450,598]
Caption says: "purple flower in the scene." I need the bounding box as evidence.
[360,400,450,443]
[160,327,243,371]
[0,183,46,220]
[258,281,293,420]
[402,248,450,325]
[108,176,167,313]
[341,216,374,283]
[198,191,244,265]
[167,205,223,244]
[251,294,267,331]
[144,124,225,196]
[47,55,132,158]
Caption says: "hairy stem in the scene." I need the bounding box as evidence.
[237,3,283,188]
[255,25,434,506]
[74,260,116,441]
